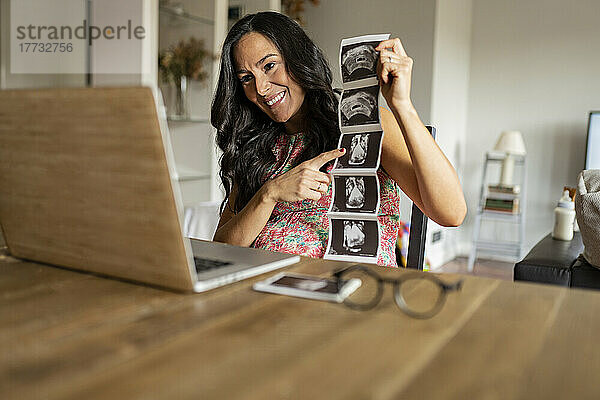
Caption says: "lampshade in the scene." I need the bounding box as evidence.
[493,130,526,155]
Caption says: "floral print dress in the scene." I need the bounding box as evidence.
[251,132,402,267]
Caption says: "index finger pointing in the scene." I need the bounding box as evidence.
[306,148,346,168]
[375,38,407,57]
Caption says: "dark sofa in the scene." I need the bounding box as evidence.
[514,232,600,289]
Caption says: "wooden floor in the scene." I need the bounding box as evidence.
[434,256,514,281]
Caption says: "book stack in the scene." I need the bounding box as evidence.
[484,184,520,214]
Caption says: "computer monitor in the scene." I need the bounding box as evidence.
[586,111,600,169]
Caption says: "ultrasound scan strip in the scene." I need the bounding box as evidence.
[332,131,383,172]
[340,34,390,89]
[338,85,382,133]
[325,34,390,265]
[325,217,380,263]
[328,174,380,217]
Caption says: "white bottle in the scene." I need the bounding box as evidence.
[552,190,575,241]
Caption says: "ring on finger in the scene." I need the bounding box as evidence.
[388,56,392,63]
[318,182,323,192]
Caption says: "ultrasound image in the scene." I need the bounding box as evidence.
[326,217,379,259]
[330,175,378,214]
[340,87,378,126]
[343,220,365,253]
[349,134,368,165]
[346,176,365,209]
[334,131,383,171]
[341,41,379,83]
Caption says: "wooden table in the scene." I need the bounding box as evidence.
[2,245,600,400]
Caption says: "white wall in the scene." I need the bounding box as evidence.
[0,0,157,89]
[0,0,86,88]
[431,0,472,176]
[463,0,600,253]
[92,0,158,87]
[230,0,280,15]
[303,0,436,122]
[428,0,473,266]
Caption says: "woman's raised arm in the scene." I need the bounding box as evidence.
[376,38,466,227]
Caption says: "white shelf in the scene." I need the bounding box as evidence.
[159,6,214,26]
[159,0,228,204]
[475,240,522,251]
[485,192,520,200]
[480,210,521,221]
[167,117,210,123]
[485,152,526,164]
[175,174,211,182]
[468,152,527,271]
[173,164,211,182]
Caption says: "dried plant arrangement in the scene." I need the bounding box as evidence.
[281,0,320,25]
[158,37,210,85]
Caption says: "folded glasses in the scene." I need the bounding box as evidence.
[333,264,463,319]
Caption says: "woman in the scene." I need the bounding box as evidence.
[211,11,466,267]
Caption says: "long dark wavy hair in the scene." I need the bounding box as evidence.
[211,11,340,214]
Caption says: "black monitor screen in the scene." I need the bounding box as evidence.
[586,111,600,169]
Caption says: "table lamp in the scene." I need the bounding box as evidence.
[494,130,526,186]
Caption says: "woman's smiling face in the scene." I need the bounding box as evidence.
[233,32,306,133]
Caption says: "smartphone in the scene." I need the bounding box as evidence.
[253,272,361,303]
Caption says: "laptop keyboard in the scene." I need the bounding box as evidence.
[194,257,232,274]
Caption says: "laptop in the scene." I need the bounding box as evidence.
[0,87,299,292]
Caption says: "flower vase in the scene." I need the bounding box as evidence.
[174,76,190,119]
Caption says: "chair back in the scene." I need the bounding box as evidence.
[406,126,436,270]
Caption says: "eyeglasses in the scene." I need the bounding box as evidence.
[333,264,464,319]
